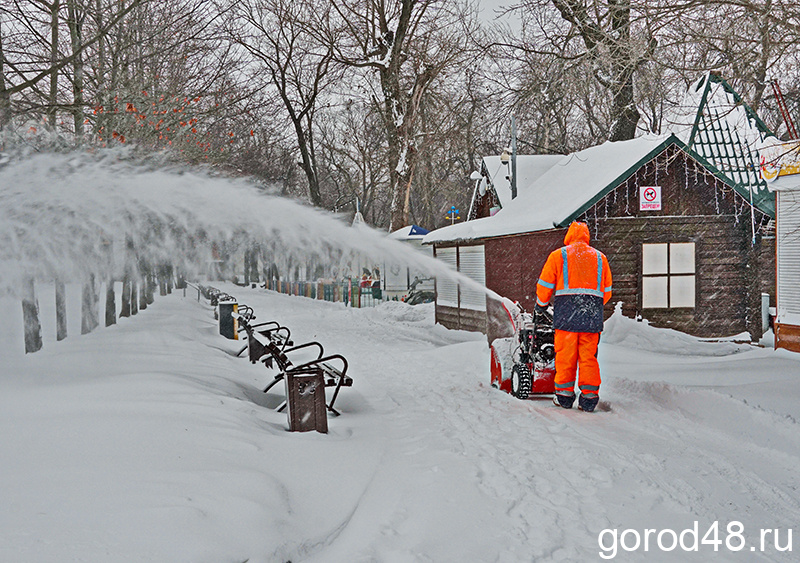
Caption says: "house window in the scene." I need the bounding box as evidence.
[642,242,696,308]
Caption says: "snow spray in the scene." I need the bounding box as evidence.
[0,149,501,306]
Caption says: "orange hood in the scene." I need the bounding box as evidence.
[564,221,590,246]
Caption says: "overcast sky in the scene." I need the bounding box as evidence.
[476,0,520,30]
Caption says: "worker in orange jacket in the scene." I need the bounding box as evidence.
[535,222,612,412]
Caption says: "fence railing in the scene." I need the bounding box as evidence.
[265,279,383,308]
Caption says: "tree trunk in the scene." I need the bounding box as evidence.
[0,17,11,129]
[607,0,639,141]
[291,114,323,206]
[608,74,640,142]
[48,0,61,128]
[139,274,148,310]
[95,0,106,134]
[552,0,643,142]
[145,271,155,305]
[166,265,173,294]
[120,275,131,317]
[67,0,85,139]
[81,274,99,334]
[22,278,44,354]
[159,264,168,296]
[130,279,139,315]
[105,278,116,326]
[56,280,68,341]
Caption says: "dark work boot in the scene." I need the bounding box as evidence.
[553,393,575,409]
[578,394,599,413]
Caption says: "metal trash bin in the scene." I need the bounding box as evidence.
[218,298,238,340]
[285,369,328,433]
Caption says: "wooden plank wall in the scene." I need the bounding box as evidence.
[584,145,773,338]
[435,304,487,333]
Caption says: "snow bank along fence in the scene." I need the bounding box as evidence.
[18,264,183,354]
[198,284,352,431]
[264,278,382,308]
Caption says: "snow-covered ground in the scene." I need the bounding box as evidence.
[1,284,799,562]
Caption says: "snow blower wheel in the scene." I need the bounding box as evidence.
[511,363,532,399]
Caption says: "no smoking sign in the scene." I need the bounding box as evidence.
[640,185,662,211]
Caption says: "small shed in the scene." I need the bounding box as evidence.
[383,225,434,299]
[425,135,775,340]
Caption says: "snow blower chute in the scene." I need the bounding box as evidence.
[490,303,556,399]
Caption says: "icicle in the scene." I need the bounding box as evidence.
[684,156,689,192]
[625,177,630,215]
[604,190,609,219]
[655,155,659,185]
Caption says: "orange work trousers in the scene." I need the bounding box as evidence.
[554,330,601,399]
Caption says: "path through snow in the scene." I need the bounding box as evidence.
[1,285,799,562]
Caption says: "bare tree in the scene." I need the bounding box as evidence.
[66,0,86,138]
[314,0,478,230]
[544,0,656,141]
[226,0,338,207]
[0,14,10,128]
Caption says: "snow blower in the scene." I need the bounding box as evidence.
[490,304,556,399]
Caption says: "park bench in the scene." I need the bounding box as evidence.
[256,335,352,416]
[234,313,294,364]
[196,283,353,415]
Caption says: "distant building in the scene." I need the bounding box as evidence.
[765,142,800,352]
[383,225,434,299]
[468,154,563,220]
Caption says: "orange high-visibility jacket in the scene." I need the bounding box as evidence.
[536,222,612,333]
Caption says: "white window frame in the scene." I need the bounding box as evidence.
[642,242,696,309]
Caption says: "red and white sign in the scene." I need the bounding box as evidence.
[640,185,662,211]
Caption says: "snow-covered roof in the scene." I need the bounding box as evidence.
[768,174,800,192]
[479,154,563,208]
[425,135,674,244]
[388,225,430,239]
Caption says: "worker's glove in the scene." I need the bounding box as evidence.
[534,303,548,314]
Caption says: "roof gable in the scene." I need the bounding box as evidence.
[426,135,676,244]
[424,134,775,245]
